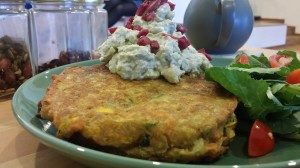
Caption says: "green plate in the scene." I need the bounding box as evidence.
[12,58,300,168]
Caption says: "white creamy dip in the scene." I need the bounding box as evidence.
[95,2,212,84]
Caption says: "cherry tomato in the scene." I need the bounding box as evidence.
[248,120,275,157]
[236,54,249,64]
[286,68,300,84]
[269,54,293,68]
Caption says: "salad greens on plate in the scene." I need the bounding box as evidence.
[205,50,300,139]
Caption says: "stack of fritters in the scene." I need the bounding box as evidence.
[38,64,238,163]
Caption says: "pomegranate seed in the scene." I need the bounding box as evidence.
[127,16,134,24]
[137,36,151,46]
[150,40,160,53]
[162,33,167,36]
[137,29,149,38]
[144,0,161,14]
[108,27,117,34]
[160,0,168,5]
[136,3,148,16]
[142,12,156,21]
[125,22,133,29]
[162,33,178,40]
[133,25,142,31]
[178,36,190,50]
[167,2,175,11]
[198,48,212,61]
[176,24,187,34]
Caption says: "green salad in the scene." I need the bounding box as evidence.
[205,50,300,140]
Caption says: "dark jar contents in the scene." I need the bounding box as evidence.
[38,49,90,72]
[0,1,33,98]
[30,1,107,73]
[0,36,32,96]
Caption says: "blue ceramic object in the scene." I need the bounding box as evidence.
[184,0,254,54]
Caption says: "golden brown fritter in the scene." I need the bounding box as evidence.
[38,64,238,163]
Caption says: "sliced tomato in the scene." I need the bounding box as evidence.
[236,54,249,64]
[248,120,275,157]
[286,68,300,84]
[269,54,293,68]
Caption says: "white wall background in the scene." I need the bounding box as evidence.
[249,0,300,33]
[171,0,300,34]
[169,0,191,23]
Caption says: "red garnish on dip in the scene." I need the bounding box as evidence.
[108,27,117,34]
[144,0,161,14]
[137,29,150,38]
[176,24,187,34]
[125,22,133,29]
[137,36,151,46]
[160,0,168,5]
[177,36,190,50]
[133,25,142,31]
[127,16,134,24]
[137,0,175,22]
[162,34,191,50]
[150,40,160,53]
[142,11,156,21]
[136,3,148,16]
[198,48,212,61]
[162,33,178,40]
[167,1,175,11]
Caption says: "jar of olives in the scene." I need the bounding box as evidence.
[0,0,33,98]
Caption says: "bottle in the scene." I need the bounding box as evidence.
[0,0,33,97]
[79,0,107,59]
[30,0,106,73]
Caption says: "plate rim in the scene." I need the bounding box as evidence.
[11,59,300,168]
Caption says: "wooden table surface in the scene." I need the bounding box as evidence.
[0,97,88,168]
[0,48,290,168]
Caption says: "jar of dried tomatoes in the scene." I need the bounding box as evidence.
[0,0,33,98]
[29,0,107,73]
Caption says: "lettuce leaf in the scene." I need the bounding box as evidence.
[205,67,282,119]
[205,50,300,136]
[275,84,300,106]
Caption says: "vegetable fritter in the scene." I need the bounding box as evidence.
[38,64,238,163]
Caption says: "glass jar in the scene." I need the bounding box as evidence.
[0,0,33,98]
[30,0,107,73]
[80,0,107,59]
